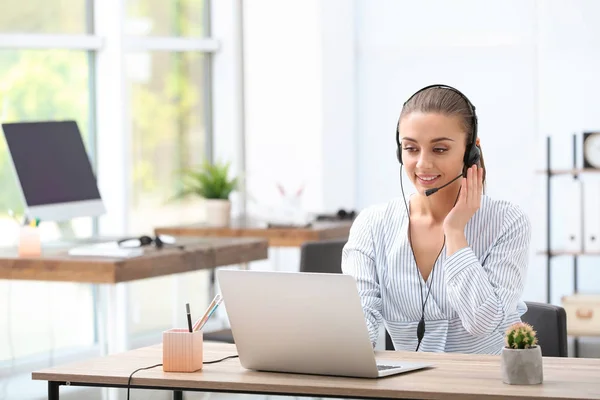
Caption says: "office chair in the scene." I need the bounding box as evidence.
[521,301,568,357]
[204,238,349,344]
[385,302,569,355]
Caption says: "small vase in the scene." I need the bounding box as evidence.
[501,346,543,385]
[204,199,231,227]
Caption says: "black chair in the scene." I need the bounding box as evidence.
[521,301,568,357]
[385,302,569,355]
[204,238,349,344]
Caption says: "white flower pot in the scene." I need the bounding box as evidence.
[501,346,543,385]
[204,199,231,227]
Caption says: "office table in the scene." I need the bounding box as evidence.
[0,236,268,354]
[154,217,353,247]
[32,341,600,400]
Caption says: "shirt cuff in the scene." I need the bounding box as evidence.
[445,246,479,282]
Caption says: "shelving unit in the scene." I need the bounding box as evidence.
[540,134,600,358]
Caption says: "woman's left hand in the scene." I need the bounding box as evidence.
[443,165,484,235]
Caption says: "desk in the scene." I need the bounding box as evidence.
[0,237,268,354]
[154,217,352,247]
[32,342,600,400]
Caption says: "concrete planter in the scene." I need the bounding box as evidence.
[501,346,543,385]
[204,199,231,227]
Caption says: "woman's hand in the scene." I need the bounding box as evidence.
[443,165,484,236]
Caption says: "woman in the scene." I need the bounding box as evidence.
[342,84,531,354]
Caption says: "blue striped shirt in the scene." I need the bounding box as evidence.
[341,194,531,354]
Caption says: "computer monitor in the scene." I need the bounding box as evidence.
[1,120,106,222]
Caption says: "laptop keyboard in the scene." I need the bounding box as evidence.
[377,364,400,371]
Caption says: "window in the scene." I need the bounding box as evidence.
[0,49,93,244]
[124,0,214,338]
[127,0,208,37]
[128,51,209,235]
[0,0,88,34]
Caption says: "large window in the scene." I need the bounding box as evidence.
[0,0,217,389]
[125,0,213,338]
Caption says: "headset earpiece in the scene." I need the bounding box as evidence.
[465,142,481,168]
[396,125,403,164]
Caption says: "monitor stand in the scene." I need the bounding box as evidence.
[57,220,76,241]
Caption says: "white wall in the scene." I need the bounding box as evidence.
[233,0,600,355]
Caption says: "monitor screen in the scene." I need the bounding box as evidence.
[2,120,102,207]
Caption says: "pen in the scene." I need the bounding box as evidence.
[198,297,223,331]
[186,303,193,333]
[193,294,222,331]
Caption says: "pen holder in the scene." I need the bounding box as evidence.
[162,328,203,372]
[18,226,41,257]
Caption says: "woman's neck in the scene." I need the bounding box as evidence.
[410,182,461,225]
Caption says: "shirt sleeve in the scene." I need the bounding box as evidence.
[341,208,383,347]
[444,204,531,337]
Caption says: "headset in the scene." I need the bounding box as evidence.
[395,84,479,351]
[396,84,480,178]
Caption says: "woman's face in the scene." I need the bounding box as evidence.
[399,112,467,195]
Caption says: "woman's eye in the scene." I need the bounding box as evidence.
[434,148,448,153]
[403,147,416,152]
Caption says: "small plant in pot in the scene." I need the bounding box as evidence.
[177,160,238,227]
[501,322,543,385]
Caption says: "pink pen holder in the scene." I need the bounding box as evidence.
[162,328,203,372]
[18,226,41,257]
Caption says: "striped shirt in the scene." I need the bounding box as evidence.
[341,194,531,354]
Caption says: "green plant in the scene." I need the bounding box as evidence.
[176,160,238,200]
[505,322,538,349]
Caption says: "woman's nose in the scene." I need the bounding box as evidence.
[416,152,433,168]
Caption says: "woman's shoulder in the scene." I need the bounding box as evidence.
[479,195,531,235]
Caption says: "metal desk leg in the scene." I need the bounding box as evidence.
[96,283,130,400]
[173,390,183,400]
[48,382,60,400]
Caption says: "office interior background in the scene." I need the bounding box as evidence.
[1,0,600,398]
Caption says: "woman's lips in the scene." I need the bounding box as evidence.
[416,175,441,186]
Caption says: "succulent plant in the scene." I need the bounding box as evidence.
[505,322,538,349]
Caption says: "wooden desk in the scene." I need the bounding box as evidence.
[154,218,352,247]
[0,237,268,355]
[0,236,268,283]
[32,342,600,400]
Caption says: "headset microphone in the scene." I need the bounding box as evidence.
[424,173,463,197]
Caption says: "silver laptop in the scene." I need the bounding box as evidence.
[217,269,432,378]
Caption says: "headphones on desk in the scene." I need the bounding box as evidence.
[395,84,481,173]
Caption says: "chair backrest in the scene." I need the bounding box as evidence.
[299,239,347,274]
[521,301,568,357]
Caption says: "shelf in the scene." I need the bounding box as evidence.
[537,250,600,256]
[536,168,600,175]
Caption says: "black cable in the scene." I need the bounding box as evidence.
[203,354,239,364]
[126,355,239,399]
[399,165,456,352]
[127,363,162,400]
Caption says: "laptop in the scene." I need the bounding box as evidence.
[216,269,432,378]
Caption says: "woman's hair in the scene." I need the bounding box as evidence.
[400,86,486,185]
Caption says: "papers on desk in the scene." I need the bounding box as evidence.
[68,241,144,258]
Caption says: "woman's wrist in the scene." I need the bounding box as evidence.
[445,229,468,257]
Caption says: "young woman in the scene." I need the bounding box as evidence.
[342,84,531,354]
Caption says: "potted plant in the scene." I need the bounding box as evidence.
[501,322,543,385]
[177,160,238,227]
